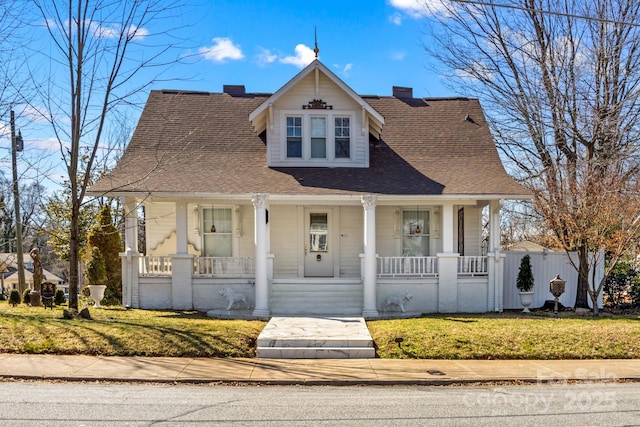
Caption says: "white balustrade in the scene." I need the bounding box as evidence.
[458,256,488,276]
[377,256,438,277]
[139,256,172,276]
[194,257,255,277]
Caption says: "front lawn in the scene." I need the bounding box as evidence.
[368,313,640,359]
[1,302,638,359]
[0,303,264,357]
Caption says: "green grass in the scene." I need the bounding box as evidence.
[368,313,640,359]
[1,302,639,359]
[0,303,264,357]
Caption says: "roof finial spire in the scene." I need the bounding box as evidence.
[314,27,319,58]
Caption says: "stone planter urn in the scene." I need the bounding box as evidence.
[516,254,535,313]
[519,291,535,313]
[88,285,107,308]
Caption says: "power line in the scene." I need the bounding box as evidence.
[451,0,640,28]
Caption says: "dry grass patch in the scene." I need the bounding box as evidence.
[0,303,265,357]
[368,313,640,359]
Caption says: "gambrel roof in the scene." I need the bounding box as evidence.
[90,87,528,199]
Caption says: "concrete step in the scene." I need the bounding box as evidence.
[256,316,375,359]
[257,347,375,359]
[269,282,363,316]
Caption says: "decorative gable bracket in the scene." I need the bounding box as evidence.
[302,99,333,110]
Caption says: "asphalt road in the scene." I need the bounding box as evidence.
[0,381,638,426]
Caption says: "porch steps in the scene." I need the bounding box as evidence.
[256,316,375,359]
[269,280,363,316]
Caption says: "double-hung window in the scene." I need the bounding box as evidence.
[203,208,232,257]
[402,210,430,256]
[310,117,327,158]
[334,117,350,158]
[283,112,352,162]
[286,116,302,158]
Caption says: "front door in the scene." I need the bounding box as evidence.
[304,210,334,277]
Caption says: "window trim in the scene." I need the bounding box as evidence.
[201,206,235,257]
[400,208,432,257]
[281,110,354,163]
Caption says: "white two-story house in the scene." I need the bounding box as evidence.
[90,59,530,318]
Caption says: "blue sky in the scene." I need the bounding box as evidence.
[2,1,450,193]
[163,0,448,97]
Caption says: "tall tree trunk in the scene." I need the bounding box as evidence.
[575,247,590,309]
[68,200,79,311]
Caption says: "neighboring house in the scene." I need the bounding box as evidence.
[90,59,530,317]
[506,241,552,252]
[3,268,67,293]
[0,253,68,295]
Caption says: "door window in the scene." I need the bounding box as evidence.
[309,213,328,252]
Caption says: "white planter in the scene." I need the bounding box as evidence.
[88,285,107,308]
[519,291,534,313]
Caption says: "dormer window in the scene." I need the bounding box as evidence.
[286,116,302,158]
[283,111,353,162]
[310,117,326,158]
[335,117,350,158]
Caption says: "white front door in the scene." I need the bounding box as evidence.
[304,210,333,277]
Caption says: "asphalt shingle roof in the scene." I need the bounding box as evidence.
[90,90,528,198]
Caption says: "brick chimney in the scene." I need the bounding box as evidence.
[392,86,413,99]
[223,85,246,95]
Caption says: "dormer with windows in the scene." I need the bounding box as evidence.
[249,60,384,168]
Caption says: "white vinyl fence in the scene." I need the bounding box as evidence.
[503,251,604,310]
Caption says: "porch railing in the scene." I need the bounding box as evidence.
[139,256,172,276]
[138,256,255,277]
[377,256,438,277]
[458,256,488,276]
[194,256,255,277]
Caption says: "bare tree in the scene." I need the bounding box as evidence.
[29,1,187,311]
[421,0,640,313]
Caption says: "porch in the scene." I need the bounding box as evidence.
[123,254,501,317]
[118,195,506,317]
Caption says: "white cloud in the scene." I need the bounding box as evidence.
[256,47,277,66]
[388,0,427,18]
[389,12,403,25]
[389,0,451,18]
[126,25,148,40]
[390,51,407,61]
[199,37,244,63]
[333,63,353,76]
[280,44,315,68]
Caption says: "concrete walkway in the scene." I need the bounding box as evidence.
[256,317,375,358]
[1,353,639,385]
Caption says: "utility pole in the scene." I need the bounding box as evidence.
[10,110,26,295]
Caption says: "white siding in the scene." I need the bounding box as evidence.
[339,206,363,277]
[237,205,255,257]
[145,202,176,256]
[463,206,482,256]
[271,205,300,277]
[376,207,398,257]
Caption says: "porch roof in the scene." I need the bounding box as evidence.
[90,90,529,198]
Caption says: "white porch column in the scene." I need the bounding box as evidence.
[489,200,503,253]
[171,200,193,310]
[488,199,505,312]
[438,201,459,312]
[362,195,378,317]
[120,197,140,308]
[441,201,455,253]
[252,194,270,317]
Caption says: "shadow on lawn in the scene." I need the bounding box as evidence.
[0,307,261,357]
